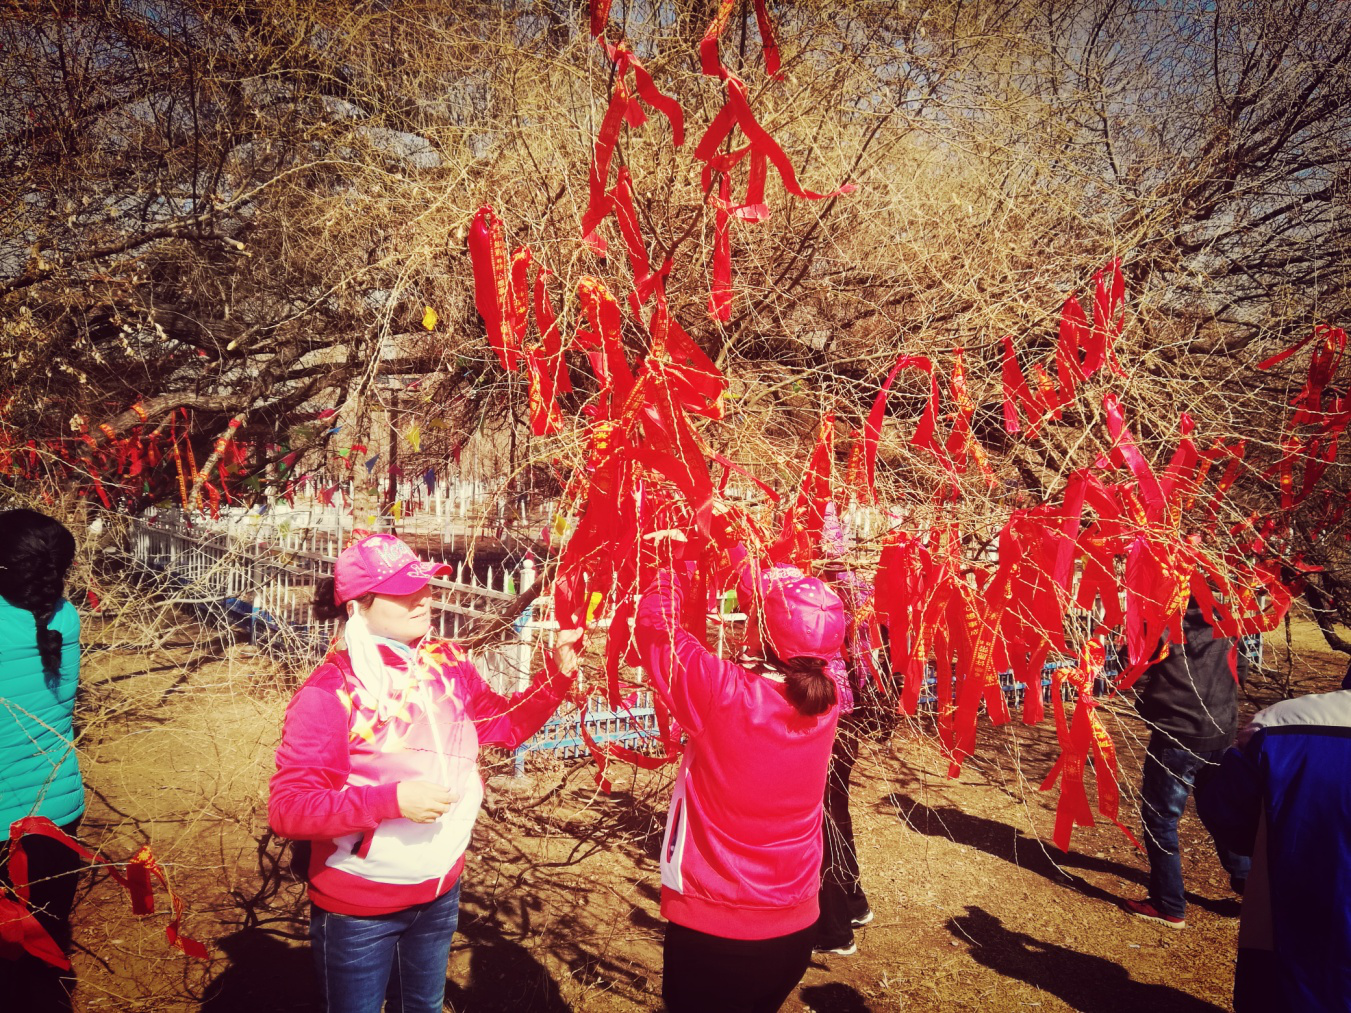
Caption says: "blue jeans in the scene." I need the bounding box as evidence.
[310,880,460,1013]
[1140,740,1250,919]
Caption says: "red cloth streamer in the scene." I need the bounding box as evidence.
[696,78,856,203]
[1103,393,1165,522]
[575,276,636,414]
[580,72,632,253]
[525,347,565,436]
[862,355,942,501]
[589,0,612,38]
[1038,645,1143,852]
[523,267,571,436]
[6,817,208,965]
[708,172,733,321]
[1090,258,1128,378]
[582,44,685,255]
[602,42,684,147]
[751,0,783,79]
[467,207,523,372]
[508,246,533,349]
[647,297,727,419]
[699,0,738,77]
[1056,295,1089,397]
[944,348,996,485]
[700,0,782,80]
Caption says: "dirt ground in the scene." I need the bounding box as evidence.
[56,622,1346,1013]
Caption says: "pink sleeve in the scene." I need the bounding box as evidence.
[634,568,733,737]
[462,658,575,750]
[268,675,402,840]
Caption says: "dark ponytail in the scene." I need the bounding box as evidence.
[311,577,371,622]
[765,646,837,717]
[0,509,77,687]
[312,577,345,621]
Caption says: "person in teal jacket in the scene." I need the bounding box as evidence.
[0,508,84,1010]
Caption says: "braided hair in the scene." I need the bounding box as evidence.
[0,509,77,687]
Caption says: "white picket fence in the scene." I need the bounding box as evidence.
[124,507,553,693]
[119,505,750,770]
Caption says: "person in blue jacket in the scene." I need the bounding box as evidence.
[1195,687,1351,1013]
[0,509,84,1010]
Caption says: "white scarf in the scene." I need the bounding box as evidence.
[344,605,423,722]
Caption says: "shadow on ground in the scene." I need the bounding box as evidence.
[887,792,1236,916]
[950,906,1228,1013]
[197,913,571,1013]
[445,894,571,1013]
[800,980,875,1012]
[200,929,317,1012]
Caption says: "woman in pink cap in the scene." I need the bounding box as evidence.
[634,536,845,1013]
[268,533,579,1013]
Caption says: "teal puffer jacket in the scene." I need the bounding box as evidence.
[0,597,84,838]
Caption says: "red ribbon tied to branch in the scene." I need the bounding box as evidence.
[467,207,524,372]
[861,355,942,502]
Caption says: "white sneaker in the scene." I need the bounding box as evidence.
[851,908,874,927]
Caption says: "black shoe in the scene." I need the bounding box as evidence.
[813,939,857,956]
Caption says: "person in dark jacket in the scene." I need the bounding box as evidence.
[1123,598,1250,928]
[813,504,877,957]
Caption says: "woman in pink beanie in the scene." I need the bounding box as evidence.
[268,533,578,1013]
[635,535,845,1013]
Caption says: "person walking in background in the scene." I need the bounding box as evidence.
[269,533,578,1013]
[0,509,85,1011]
[814,503,876,957]
[635,531,845,1013]
[1196,687,1351,1012]
[1123,598,1250,929]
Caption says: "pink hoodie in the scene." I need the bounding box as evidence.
[269,638,571,915]
[635,568,840,940]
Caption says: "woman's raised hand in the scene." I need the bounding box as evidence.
[553,626,584,679]
[397,780,458,823]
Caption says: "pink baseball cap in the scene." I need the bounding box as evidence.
[334,533,450,604]
[760,575,846,661]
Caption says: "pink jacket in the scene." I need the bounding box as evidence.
[269,638,571,915]
[636,569,839,940]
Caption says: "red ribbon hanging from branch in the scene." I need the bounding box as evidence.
[695,78,856,204]
[582,42,685,255]
[699,0,782,80]
[589,0,612,38]
[861,354,942,502]
[751,0,783,78]
[646,294,727,420]
[467,207,523,372]
[708,172,733,321]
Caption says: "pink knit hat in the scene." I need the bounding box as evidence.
[760,574,846,661]
[334,534,450,604]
